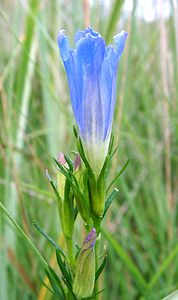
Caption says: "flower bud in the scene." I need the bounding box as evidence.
[57,152,74,239]
[73,228,97,298]
[74,153,82,171]
[57,152,67,199]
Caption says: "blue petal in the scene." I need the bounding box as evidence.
[114,31,128,58]
[74,27,100,44]
[74,34,106,142]
[100,46,116,140]
[57,30,70,61]
[100,31,128,140]
[57,31,79,124]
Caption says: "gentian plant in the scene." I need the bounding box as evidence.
[36,27,128,300]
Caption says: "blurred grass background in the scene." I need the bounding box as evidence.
[0,0,178,299]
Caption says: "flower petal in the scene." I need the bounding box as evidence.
[114,31,128,59]
[57,31,80,124]
[100,32,128,140]
[74,34,106,143]
[57,30,70,61]
[74,27,100,44]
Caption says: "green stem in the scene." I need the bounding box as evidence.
[94,234,100,300]
[66,290,74,300]
[66,237,75,268]
[93,215,102,234]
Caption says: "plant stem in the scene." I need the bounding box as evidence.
[66,237,75,268]
[94,233,100,300]
[93,215,102,234]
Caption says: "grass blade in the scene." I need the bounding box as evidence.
[102,229,149,291]
[0,202,48,269]
[105,0,125,43]
[149,245,178,289]
[33,222,65,257]
[46,266,65,299]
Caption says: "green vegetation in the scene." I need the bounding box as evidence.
[0,0,177,299]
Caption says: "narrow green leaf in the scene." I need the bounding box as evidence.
[98,154,110,183]
[56,248,73,289]
[107,159,130,193]
[74,207,78,221]
[110,145,119,158]
[102,188,119,219]
[64,154,74,171]
[76,137,94,177]
[86,289,106,299]
[149,245,178,289]
[33,223,65,257]
[46,267,65,300]
[108,134,114,155]
[42,280,54,294]
[95,256,107,282]
[73,125,78,138]
[0,202,48,268]
[53,158,70,179]
[46,169,61,202]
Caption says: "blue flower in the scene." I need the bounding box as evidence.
[57,27,128,176]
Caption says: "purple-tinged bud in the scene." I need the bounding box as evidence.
[82,227,97,250]
[74,153,81,171]
[58,152,67,165]
[73,228,96,298]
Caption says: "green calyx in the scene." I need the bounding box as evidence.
[74,160,90,224]
[73,228,96,299]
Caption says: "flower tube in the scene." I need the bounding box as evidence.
[57,27,128,177]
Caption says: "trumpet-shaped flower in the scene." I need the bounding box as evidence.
[57,27,128,176]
